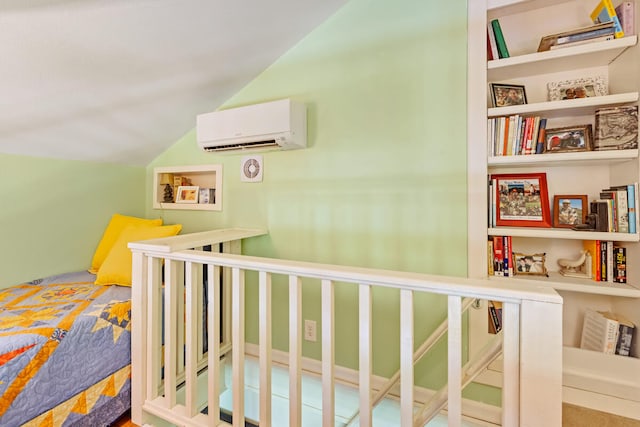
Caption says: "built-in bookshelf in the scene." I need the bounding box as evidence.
[468,0,640,419]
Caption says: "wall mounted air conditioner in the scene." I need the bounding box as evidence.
[197,98,307,152]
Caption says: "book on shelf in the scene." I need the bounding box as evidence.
[549,34,614,50]
[487,23,499,60]
[630,183,638,234]
[591,0,625,39]
[488,300,503,334]
[615,1,635,36]
[492,236,504,276]
[613,246,627,284]
[537,21,615,51]
[535,118,547,154]
[580,309,619,354]
[583,240,600,280]
[490,19,510,58]
[594,105,638,151]
[609,312,635,356]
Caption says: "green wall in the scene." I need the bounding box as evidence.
[0,153,146,288]
[147,0,472,392]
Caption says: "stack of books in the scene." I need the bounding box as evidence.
[583,240,628,283]
[580,309,635,356]
[538,21,616,51]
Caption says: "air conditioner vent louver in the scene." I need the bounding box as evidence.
[202,140,278,152]
[197,99,306,153]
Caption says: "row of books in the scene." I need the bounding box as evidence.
[488,115,546,156]
[488,235,515,277]
[486,19,509,60]
[592,183,638,234]
[583,241,627,284]
[580,308,635,356]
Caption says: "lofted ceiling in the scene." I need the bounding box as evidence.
[0,0,347,165]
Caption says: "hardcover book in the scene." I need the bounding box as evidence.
[490,19,510,58]
[615,1,635,36]
[594,105,639,150]
[591,0,625,38]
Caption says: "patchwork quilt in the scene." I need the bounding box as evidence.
[0,271,131,426]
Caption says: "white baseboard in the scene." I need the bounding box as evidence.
[244,343,502,425]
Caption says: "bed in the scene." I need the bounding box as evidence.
[0,270,132,426]
[0,213,184,426]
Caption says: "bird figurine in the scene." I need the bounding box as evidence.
[558,250,592,278]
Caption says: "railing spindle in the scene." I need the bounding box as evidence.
[358,284,372,427]
[321,279,335,427]
[502,301,520,425]
[447,295,462,427]
[185,262,199,416]
[207,264,221,425]
[289,275,302,427]
[399,289,413,427]
[164,259,179,408]
[259,271,272,427]
[232,267,245,426]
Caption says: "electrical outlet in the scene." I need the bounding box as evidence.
[304,319,317,342]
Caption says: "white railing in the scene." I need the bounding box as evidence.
[129,229,563,427]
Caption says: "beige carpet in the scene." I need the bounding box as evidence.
[563,403,640,427]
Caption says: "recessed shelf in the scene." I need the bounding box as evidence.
[153,164,223,211]
[488,227,640,242]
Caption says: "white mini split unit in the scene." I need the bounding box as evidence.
[197,98,307,152]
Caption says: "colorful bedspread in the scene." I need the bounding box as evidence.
[0,271,131,426]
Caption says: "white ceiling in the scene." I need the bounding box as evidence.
[0,0,347,165]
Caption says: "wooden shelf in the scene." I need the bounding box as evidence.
[488,149,638,168]
[488,36,638,81]
[491,272,640,297]
[488,0,572,17]
[488,227,640,242]
[153,164,222,211]
[487,92,639,118]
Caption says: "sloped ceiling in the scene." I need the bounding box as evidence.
[0,0,347,165]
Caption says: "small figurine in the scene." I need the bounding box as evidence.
[558,250,592,279]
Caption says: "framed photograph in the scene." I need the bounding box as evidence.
[594,105,638,150]
[547,76,608,101]
[490,83,527,107]
[176,185,199,203]
[513,252,549,276]
[198,188,215,204]
[493,172,551,227]
[553,195,588,228]
[545,125,593,153]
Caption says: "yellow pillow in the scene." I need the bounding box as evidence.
[94,223,182,287]
[89,214,162,273]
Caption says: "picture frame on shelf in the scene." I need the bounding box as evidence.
[198,188,215,204]
[490,83,527,107]
[547,75,608,101]
[493,172,551,228]
[513,252,549,277]
[545,125,593,153]
[594,105,639,150]
[176,186,200,203]
[553,195,588,228]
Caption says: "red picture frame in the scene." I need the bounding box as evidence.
[492,172,551,228]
